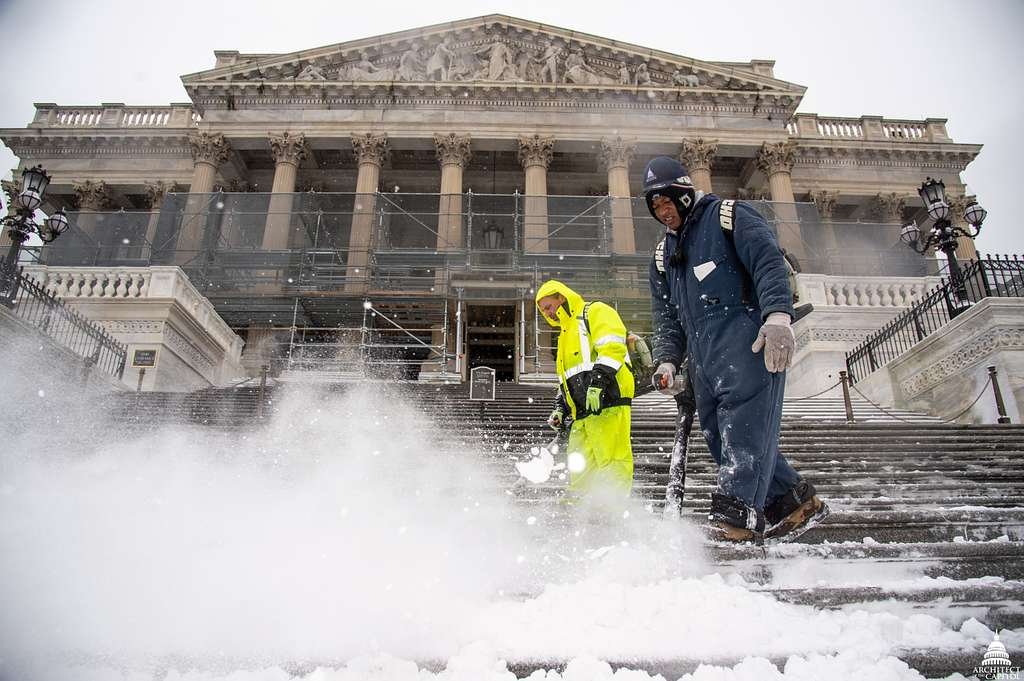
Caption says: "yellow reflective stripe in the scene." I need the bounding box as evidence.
[564,363,593,379]
[594,334,626,348]
[577,318,592,366]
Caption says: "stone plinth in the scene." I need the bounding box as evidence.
[856,298,1024,424]
[786,273,942,397]
[22,265,244,392]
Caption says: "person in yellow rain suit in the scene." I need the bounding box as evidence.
[535,279,634,499]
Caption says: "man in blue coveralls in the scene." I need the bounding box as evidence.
[643,155,828,543]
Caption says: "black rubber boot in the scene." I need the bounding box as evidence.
[764,480,829,541]
[706,492,765,544]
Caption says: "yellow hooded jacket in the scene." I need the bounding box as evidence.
[535,280,635,419]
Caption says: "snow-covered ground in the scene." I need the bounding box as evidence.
[0,363,1020,681]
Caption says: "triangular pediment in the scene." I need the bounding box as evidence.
[181,15,805,97]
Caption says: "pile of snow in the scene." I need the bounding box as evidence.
[0,353,1018,680]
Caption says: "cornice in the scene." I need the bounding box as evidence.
[2,134,192,158]
[794,144,980,171]
[185,83,797,118]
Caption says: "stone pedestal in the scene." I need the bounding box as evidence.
[856,298,1024,423]
[23,265,244,391]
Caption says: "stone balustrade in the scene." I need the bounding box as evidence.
[32,103,200,129]
[788,114,949,143]
[23,265,240,358]
[797,273,943,308]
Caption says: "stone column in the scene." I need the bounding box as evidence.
[72,181,112,253]
[181,132,231,263]
[518,134,554,254]
[947,194,980,261]
[241,323,278,370]
[142,181,179,261]
[347,132,388,291]
[757,141,805,260]
[434,133,471,250]
[809,189,840,272]
[262,132,309,250]
[1,180,22,249]
[679,138,717,194]
[600,136,636,255]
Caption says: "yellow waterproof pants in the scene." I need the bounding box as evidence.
[566,405,633,499]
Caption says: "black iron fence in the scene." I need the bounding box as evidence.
[846,255,1024,383]
[1,260,127,381]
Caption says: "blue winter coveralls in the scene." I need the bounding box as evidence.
[649,194,801,511]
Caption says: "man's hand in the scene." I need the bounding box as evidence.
[652,362,678,395]
[585,386,603,415]
[547,409,564,430]
[751,312,795,372]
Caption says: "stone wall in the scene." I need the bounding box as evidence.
[22,266,244,392]
[855,298,1024,423]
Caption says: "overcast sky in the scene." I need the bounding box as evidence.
[1,0,1021,255]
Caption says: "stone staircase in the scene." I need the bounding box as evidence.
[101,380,1024,677]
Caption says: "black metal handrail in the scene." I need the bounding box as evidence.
[846,255,1024,383]
[1,260,127,381]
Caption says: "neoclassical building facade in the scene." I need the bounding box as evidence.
[0,15,984,387]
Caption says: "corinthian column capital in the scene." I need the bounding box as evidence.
[268,132,308,166]
[188,131,231,166]
[434,133,472,167]
[517,134,555,169]
[73,180,112,211]
[1,179,22,214]
[351,133,389,166]
[679,138,718,172]
[809,190,839,219]
[873,192,907,223]
[144,181,182,209]
[946,193,973,225]
[599,136,636,170]
[756,140,798,176]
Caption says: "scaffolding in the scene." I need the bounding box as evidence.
[26,191,934,380]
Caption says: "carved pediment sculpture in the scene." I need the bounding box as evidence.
[183,16,805,98]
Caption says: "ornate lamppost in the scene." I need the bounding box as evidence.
[899,177,987,294]
[1,165,69,299]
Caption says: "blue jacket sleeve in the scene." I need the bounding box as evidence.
[732,202,795,321]
[648,247,686,367]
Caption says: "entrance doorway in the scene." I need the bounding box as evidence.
[465,304,516,382]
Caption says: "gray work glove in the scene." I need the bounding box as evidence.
[751,312,795,373]
[547,409,564,430]
[652,362,680,396]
